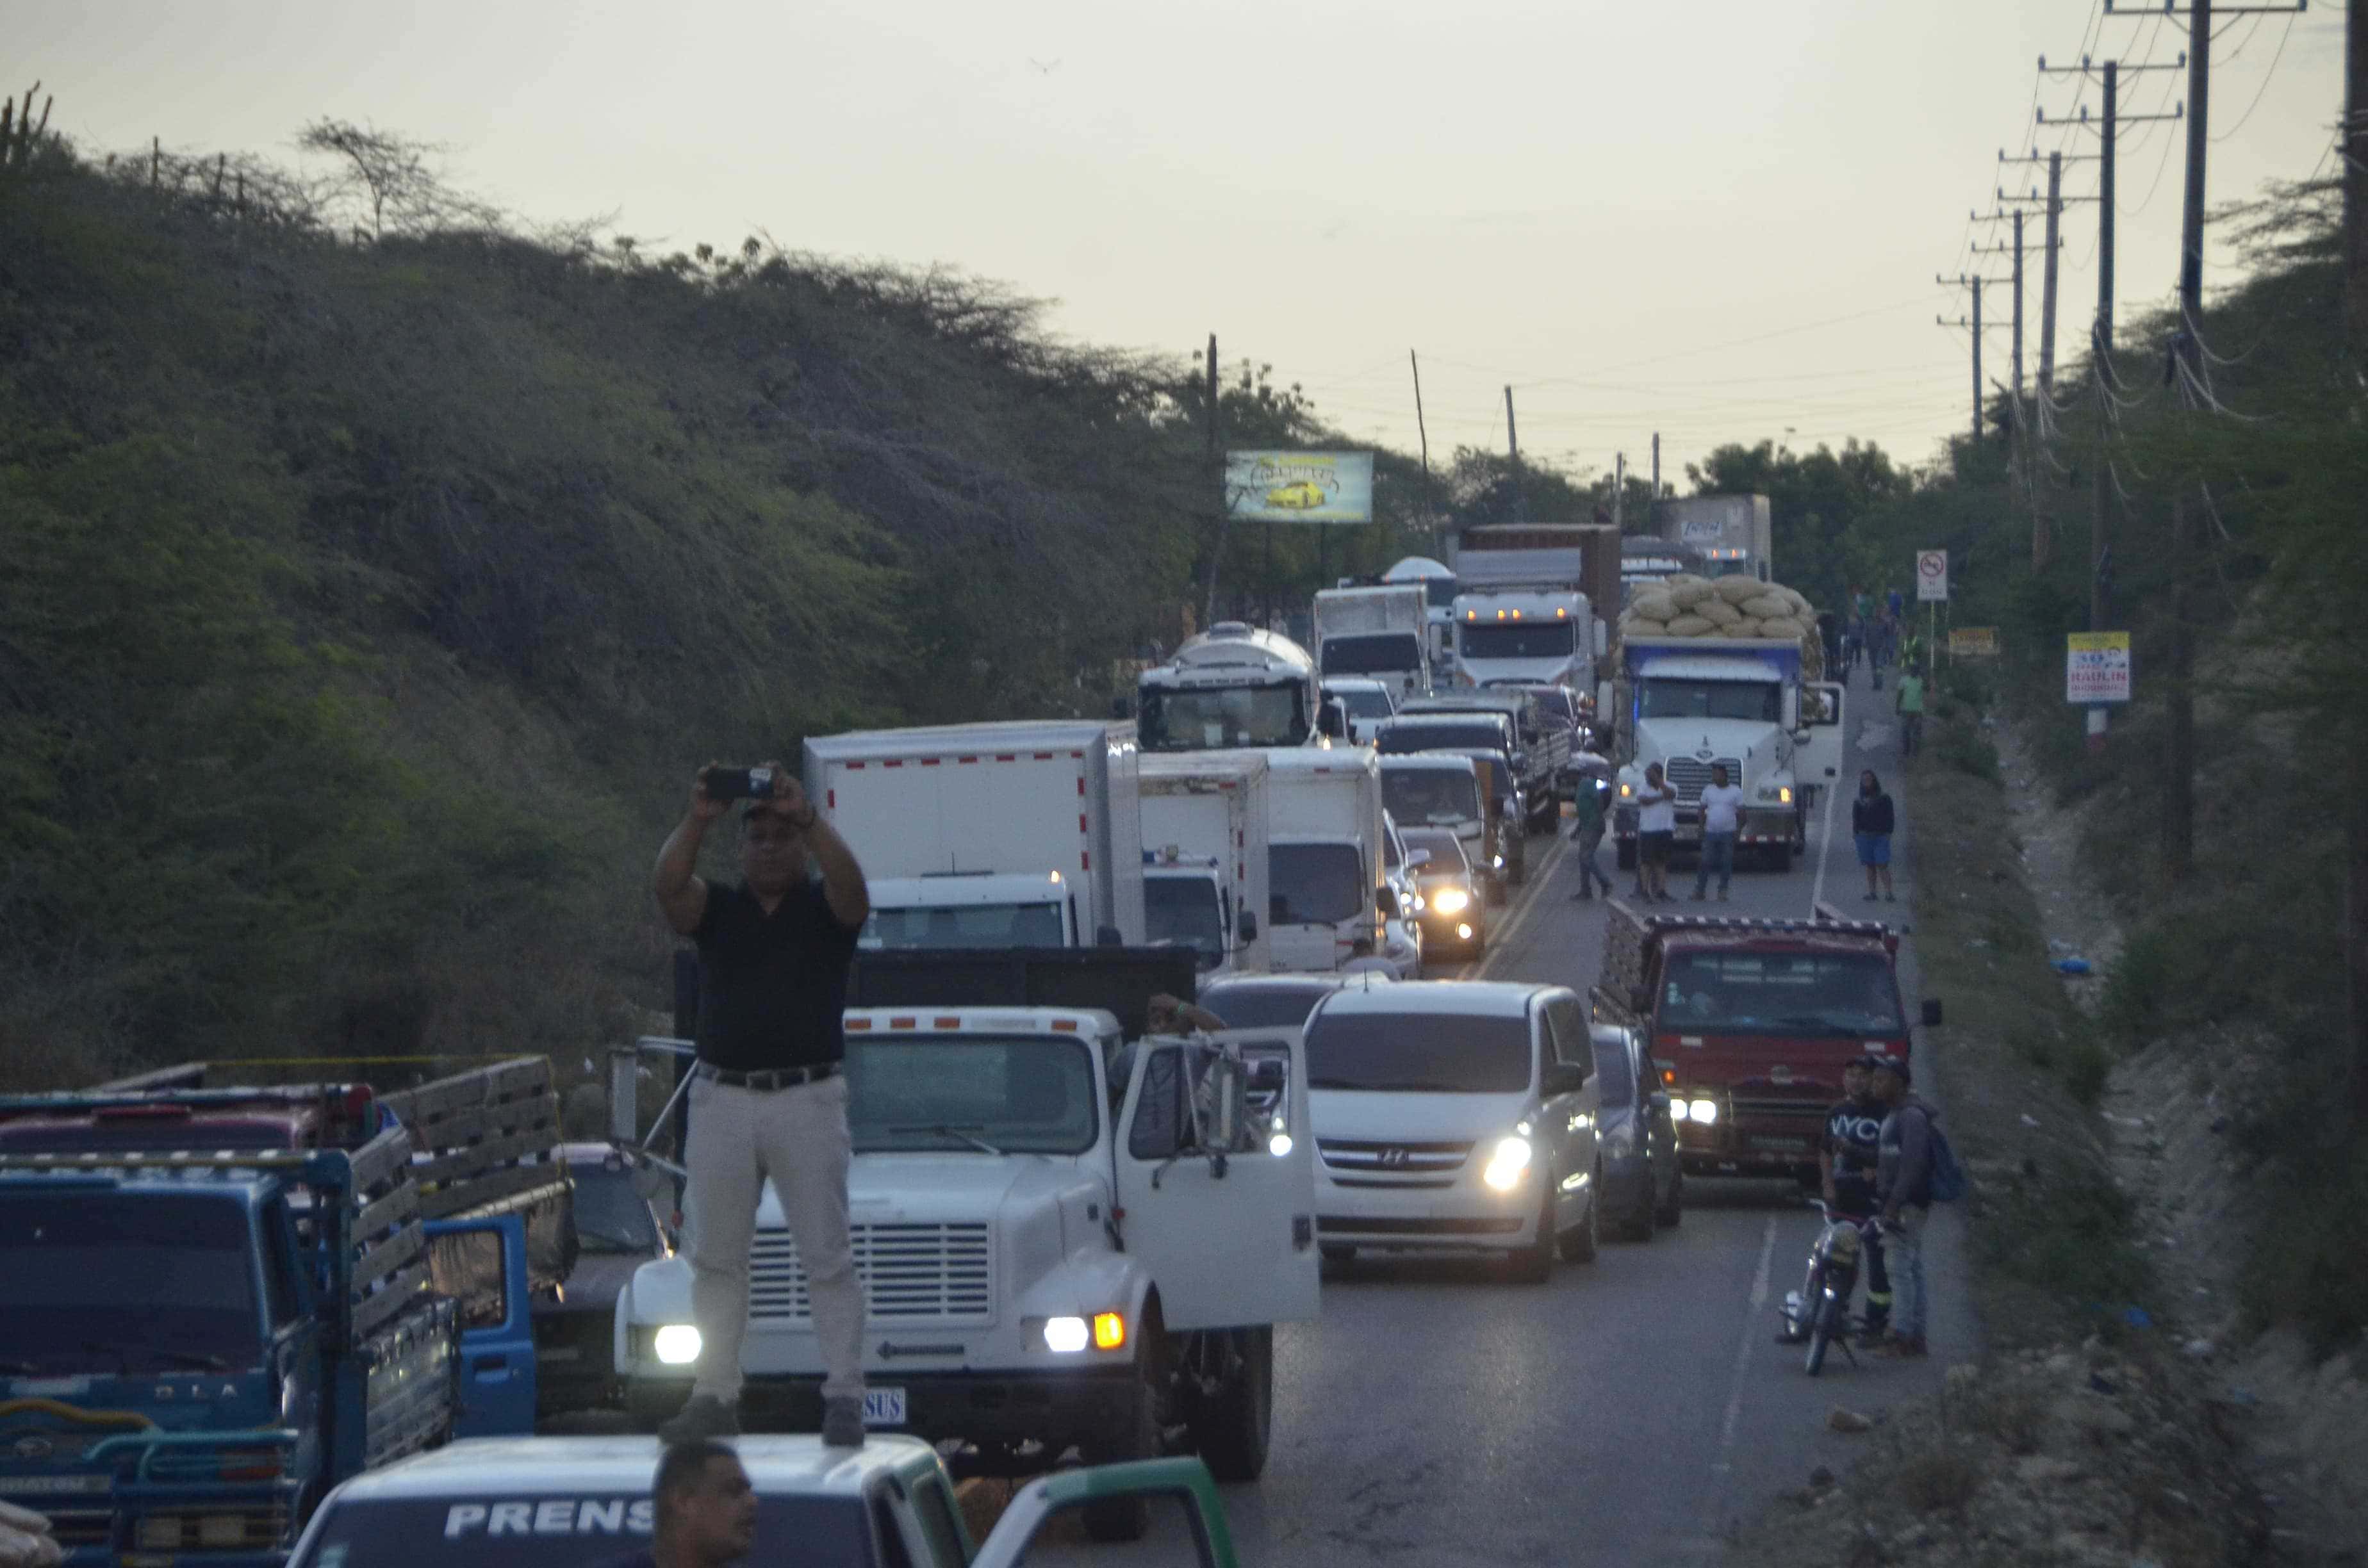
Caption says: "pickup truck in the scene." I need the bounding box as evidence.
[279,1437,1239,1567]
[614,948,1319,1542]
[1397,690,1566,831]
[0,1060,571,1565]
[1586,902,1939,1182]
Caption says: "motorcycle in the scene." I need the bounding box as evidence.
[1777,1201,1883,1376]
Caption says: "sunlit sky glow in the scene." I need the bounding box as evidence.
[21,1,2345,482]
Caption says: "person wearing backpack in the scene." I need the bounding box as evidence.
[1870,1054,1936,1359]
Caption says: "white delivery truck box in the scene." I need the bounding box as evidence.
[804,721,1146,947]
[1312,585,1431,702]
[1261,748,1386,972]
[1139,751,1272,977]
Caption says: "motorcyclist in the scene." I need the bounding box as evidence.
[1813,1055,1892,1343]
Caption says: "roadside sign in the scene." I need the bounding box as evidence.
[1948,627,1999,658]
[1225,451,1374,523]
[1916,550,1949,602]
[2066,631,2131,704]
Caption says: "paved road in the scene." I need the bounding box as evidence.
[1045,658,1976,1566]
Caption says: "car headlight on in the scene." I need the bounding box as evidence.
[1269,1131,1294,1157]
[653,1324,703,1364]
[1688,1098,1720,1125]
[1668,1098,1690,1122]
[1455,922,1474,940]
[1431,886,1471,915]
[1482,1135,1534,1191]
[1491,854,1505,870]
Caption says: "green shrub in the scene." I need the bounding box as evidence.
[1936,721,2002,783]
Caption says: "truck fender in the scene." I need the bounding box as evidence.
[1009,1250,1152,1333]
[614,1256,694,1371]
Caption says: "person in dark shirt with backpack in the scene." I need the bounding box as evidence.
[1814,1055,1892,1343]
[1871,1055,1935,1359]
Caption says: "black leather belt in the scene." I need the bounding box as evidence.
[695,1061,840,1091]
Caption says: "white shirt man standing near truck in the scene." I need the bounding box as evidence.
[652,762,873,1447]
[1691,764,1745,902]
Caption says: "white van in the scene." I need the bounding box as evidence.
[1304,981,1602,1282]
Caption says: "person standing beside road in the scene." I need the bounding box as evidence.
[591,1439,758,1568]
[1852,769,1895,903]
[1894,669,1925,757]
[1633,763,1677,902]
[1815,1056,1892,1344]
[1691,764,1743,903]
[1566,772,1612,901]
[653,763,872,1448]
[1870,1056,1934,1359]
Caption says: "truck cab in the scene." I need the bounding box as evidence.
[1587,903,1936,1182]
[1451,589,1597,691]
[1137,625,1328,752]
[1374,711,1534,878]
[618,981,1318,1535]
[862,871,1080,950]
[1142,849,1243,976]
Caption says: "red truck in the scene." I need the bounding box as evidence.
[1586,901,1939,1182]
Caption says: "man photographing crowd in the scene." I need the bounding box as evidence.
[652,762,872,1448]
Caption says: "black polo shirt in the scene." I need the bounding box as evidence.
[692,878,863,1072]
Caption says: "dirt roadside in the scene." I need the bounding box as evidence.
[1721,703,2292,1568]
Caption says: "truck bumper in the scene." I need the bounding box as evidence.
[628,1368,1142,1460]
[1738,808,1798,844]
[1677,1122,1818,1179]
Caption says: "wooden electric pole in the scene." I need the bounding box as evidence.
[1201,333,1223,629]
[1504,386,1524,520]
[2340,0,2368,1135]
[2161,0,2212,885]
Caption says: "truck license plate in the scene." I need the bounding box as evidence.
[1753,1136,1809,1153]
[864,1388,907,1427]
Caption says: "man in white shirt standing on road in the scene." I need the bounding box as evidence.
[1692,764,1745,903]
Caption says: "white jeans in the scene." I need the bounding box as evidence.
[685,1071,866,1404]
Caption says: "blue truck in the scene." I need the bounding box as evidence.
[0,1060,571,1566]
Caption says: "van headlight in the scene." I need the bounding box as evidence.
[1431,887,1470,915]
[1482,1135,1534,1191]
[1688,1098,1720,1125]
[653,1324,703,1364]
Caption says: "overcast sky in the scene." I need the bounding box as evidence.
[20,1,2346,484]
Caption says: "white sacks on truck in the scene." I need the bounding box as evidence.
[1618,574,1823,680]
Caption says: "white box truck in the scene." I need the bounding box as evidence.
[1139,752,1272,979]
[1311,585,1431,703]
[1262,748,1386,973]
[803,721,1146,948]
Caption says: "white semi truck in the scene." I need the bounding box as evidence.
[1311,585,1431,703]
[1262,747,1388,973]
[1445,525,1607,692]
[1651,494,1773,582]
[1139,751,1273,977]
[803,721,1146,948]
[1381,555,1459,674]
[1135,624,1329,753]
[1609,636,1845,872]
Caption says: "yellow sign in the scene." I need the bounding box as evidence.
[1948,626,1999,657]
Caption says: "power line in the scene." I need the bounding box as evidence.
[2212,11,2296,142]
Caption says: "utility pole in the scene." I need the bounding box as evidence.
[1613,452,1626,532]
[1936,272,2010,445]
[1201,333,1223,630]
[2341,0,2368,1134]
[1650,432,1660,506]
[2162,0,2213,885]
[1504,386,1523,520]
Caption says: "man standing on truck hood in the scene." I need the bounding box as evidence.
[654,762,872,1446]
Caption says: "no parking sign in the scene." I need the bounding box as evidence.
[1916,550,1948,602]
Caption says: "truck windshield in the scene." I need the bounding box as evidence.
[570,1164,661,1254]
[1376,723,1506,758]
[1319,633,1421,676]
[1382,769,1481,827]
[862,901,1065,950]
[1269,843,1364,927]
[1459,622,1575,658]
[1327,685,1395,720]
[1144,876,1224,966]
[290,1494,869,1568]
[0,1193,261,1371]
[1139,683,1306,750]
[1640,679,1782,723]
[847,1034,1099,1154]
[1659,951,1906,1037]
[1305,1011,1531,1093]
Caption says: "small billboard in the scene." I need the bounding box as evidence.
[2066,631,2131,704]
[1226,451,1374,524]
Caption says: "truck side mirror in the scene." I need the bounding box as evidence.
[1237,910,1258,942]
[1920,999,1944,1027]
[1406,849,1432,870]
[1541,1061,1589,1097]
[1377,886,1401,919]
[1317,699,1347,739]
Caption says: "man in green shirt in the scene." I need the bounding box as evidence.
[1895,671,1925,757]
[1566,776,1611,901]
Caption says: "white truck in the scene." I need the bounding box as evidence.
[1445,525,1606,692]
[614,951,1320,1540]
[1381,555,1460,674]
[804,721,1146,949]
[1136,623,1329,753]
[1609,635,1846,873]
[1139,751,1272,978]
[1311,585,1431,703]
[1262,747,1388,973]
[1652,494,1773,582]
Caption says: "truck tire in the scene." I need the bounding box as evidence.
[1083,1313,1167,1542]
[1186,1326,1274,1482]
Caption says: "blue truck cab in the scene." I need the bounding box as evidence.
[0,1066,564,1565]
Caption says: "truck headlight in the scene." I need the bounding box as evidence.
[1688,1098,1720,1125]
[1431,887,1470,915]
[1269,1131,1294,1157]
[1482,1135,1533,1191]
[654,1324,703,1364]
[1043,1316,1089,1353]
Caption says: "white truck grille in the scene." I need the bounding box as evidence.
[1665,757,1743,804]
[748,1223,994,1326]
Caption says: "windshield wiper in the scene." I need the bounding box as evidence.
[886,1123,1006,1156]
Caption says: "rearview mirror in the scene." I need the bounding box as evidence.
[1648,1090,1672,1114]
[1237,910,1258,942]
[1377,886,1401,919]
[1406,849,1432,870]
[1920,998,1944,1027]
[1541,1061,1590,1097]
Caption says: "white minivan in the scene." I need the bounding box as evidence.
[1304,981,1602,1281]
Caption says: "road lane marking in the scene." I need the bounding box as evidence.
[1712,1215,1779,1474]
[1471,831,1569,980]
